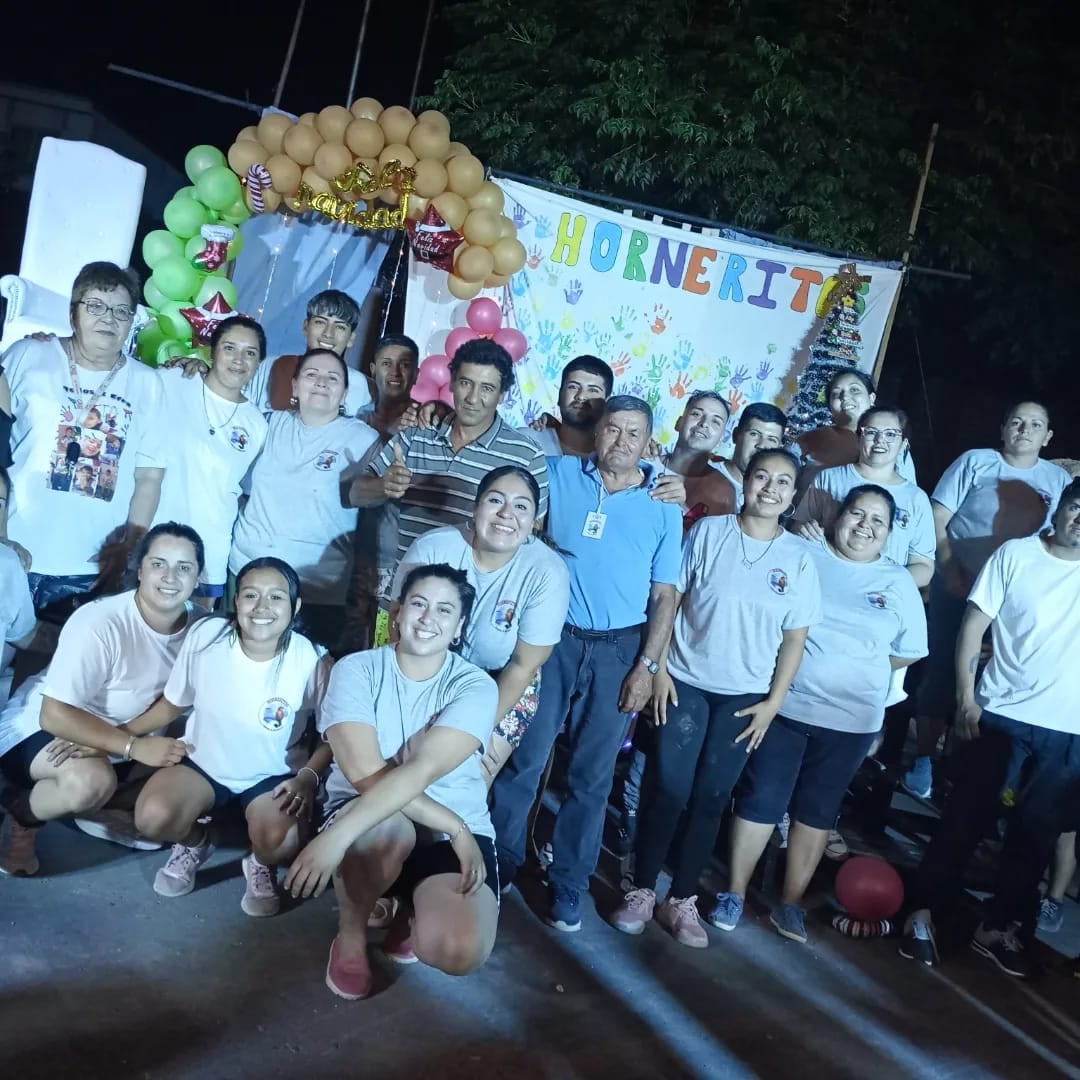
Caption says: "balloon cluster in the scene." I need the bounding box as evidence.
[224,100,527,294]
[412,298,529,406]
[138,145,250,366]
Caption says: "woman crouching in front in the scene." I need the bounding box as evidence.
[285,564,500,1000]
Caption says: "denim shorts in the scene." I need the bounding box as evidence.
[179,758,288,810]
[735,714,877,830]
[0,729,135,790]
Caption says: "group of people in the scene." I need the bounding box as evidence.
[0,260,1076,1001]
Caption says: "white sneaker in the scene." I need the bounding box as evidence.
[240,853,280,917]
[824,829,849,861]
[75,809,163,851]
[153,837,215,898]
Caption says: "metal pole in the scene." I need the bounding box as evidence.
[345,0,375,106]
[106,65,264,115]
[408,0,437,110]
[274,0,307,109]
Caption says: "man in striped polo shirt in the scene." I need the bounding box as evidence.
[351,338,548,575]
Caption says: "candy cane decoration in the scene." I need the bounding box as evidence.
[246,164,271,214]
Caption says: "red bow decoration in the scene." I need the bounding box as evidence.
[180,291,234,346]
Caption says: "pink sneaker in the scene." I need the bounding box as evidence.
[609,887,656,935]
[153,837,215,898]
[382,909,418,964]
[0,815,40,877]
[325,937,373,1000]
[241,854,280,917]
[655,895,709,948]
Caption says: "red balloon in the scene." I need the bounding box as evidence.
[445,326,480,359]
[835,856,904,921]
[493,326,528,363]
[465,296,502,335]
[420,353,452,388]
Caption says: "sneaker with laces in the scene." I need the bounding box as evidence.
[824,829,849,861]
[771,902,808,943]
[1037,896,1064,934]
[609,887,656,935]
[970,923,1032,978]
[902,757,933,800]
[776,813,790,849]
[707,891,744,932]
[898,915,939,966]
[547,884,582,932]
[368,896,399,929]
[656,895,709,948]
[325,937,373,1000]
[241,854,280,917]
[74,809,163,851]
[0,814,40,877]
[536,841,554,870]
[153,837,215,898]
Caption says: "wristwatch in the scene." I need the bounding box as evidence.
[639,655,660,675]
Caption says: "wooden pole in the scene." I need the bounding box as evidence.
[408,0,437,110]
[274,0,307,109]
[872,123,939,383]
[345,0,375,106]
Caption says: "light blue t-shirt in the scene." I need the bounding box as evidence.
[546,455,683,631]
[782,540,928,733]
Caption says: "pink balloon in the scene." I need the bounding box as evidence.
[411,373,442,403]
[420,353,452,387]
[493,327,528,363]
[466,297,502,335]
[438,384,456,407]
[445,326,480,359]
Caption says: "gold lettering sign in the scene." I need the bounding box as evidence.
[289,160,416,231]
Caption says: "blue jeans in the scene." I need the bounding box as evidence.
[489,623,641,892]
[26,573,97,621]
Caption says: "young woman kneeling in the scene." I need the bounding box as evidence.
[286,564,500,1000]
[134,558,332,916]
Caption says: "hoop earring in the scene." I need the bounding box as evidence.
[338,402,346,416]
[289,396,298,407]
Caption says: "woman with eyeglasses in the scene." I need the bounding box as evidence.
[0,262,168,616]
[230,348,380,653]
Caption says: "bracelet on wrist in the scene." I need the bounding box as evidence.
[449,821,466,843]
[123,735,137,762]
[297,766,320,785]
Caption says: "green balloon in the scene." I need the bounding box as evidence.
[152,255,200,303]
[141,229,184,269]
[195,166,243,212]
[175,185,199,200]
[137,322,167,363]
[227,230,244,260]
[143,278,169,310]
[185,144,227,184]
[184,235,207,262]
[157,301,194,342]
[155,340,188,367]
[195,275,238,309]
[220,198,251,226]
[163,196,210,240]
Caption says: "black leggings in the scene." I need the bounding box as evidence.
[634,678,760,898]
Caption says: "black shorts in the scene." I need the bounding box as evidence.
[0,729,135,790]
[179,758,288,810]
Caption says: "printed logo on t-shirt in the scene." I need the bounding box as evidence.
[314,450,339,471]
[866,592,888,610]
[895,508,910,529]
[493,598,517,631]
[229,426,252,452]
[260,697,293,732]
[767,568,789,595]
[49,392,132,501]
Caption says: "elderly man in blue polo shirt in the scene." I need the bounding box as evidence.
[490,395,682,932]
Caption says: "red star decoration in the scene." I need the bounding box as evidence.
[406,205,464,272]
[179,291,234,345]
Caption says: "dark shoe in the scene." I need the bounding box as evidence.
[970,924,1032,978]
[898,916,939,967]
[547,884,582,932]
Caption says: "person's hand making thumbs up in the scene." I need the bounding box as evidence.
[382,441,413,500]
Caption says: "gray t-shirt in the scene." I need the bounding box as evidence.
[320,646,499,840]
[391,524,569,672]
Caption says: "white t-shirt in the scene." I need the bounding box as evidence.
[229,411,380,604]
[0,591,192,759]
[0,545,36,696]
[795,463,935,566]
[933,449,1070,577]
[321,646,498,840]
[2,339,166,576]
[968,536,1080,733]
[391,524,570,672]
[782,541,928,733]
[667,515,822,695]
[165,617,327,793]
[152,369,268,585]
[246,355,372,419]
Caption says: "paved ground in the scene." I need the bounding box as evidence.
[3,817,1080,1080]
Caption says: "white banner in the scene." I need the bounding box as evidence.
[405,178,904,448]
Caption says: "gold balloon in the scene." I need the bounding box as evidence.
[350,96,383,121]
[497,215,517,240]
[445,141,470,160]
[446,154,485,199]
[298,112,318,127]
[317,105,354,142]
[378,143,417,169]
[407,122,451,162]
[416,109,451,135]
[283,123,323,166]
[412,158,449,199]
[462,208,501,247]
[256,114,293,156]
[491,236,527,276]
[344,118,385,158]
[431,192,469,231]
[246,186,282,213]
[266,153,302,195]
[447,274,483,301]
[456,245,495,283]
[406,194,430,222]
[467,180,504,213]
[301,167,332,195]
[484,272,511,289]
[378,105,416,145]
[228,139,267,175]
[314,141,353,182]
[237,125,259,143]
[379,189,402,207]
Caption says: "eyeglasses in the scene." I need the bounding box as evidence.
[860,427,903,442]
[79,298,134,323]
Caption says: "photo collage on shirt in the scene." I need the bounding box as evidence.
[48,392,133,502]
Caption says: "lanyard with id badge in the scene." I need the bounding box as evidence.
[582,462,656,539]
